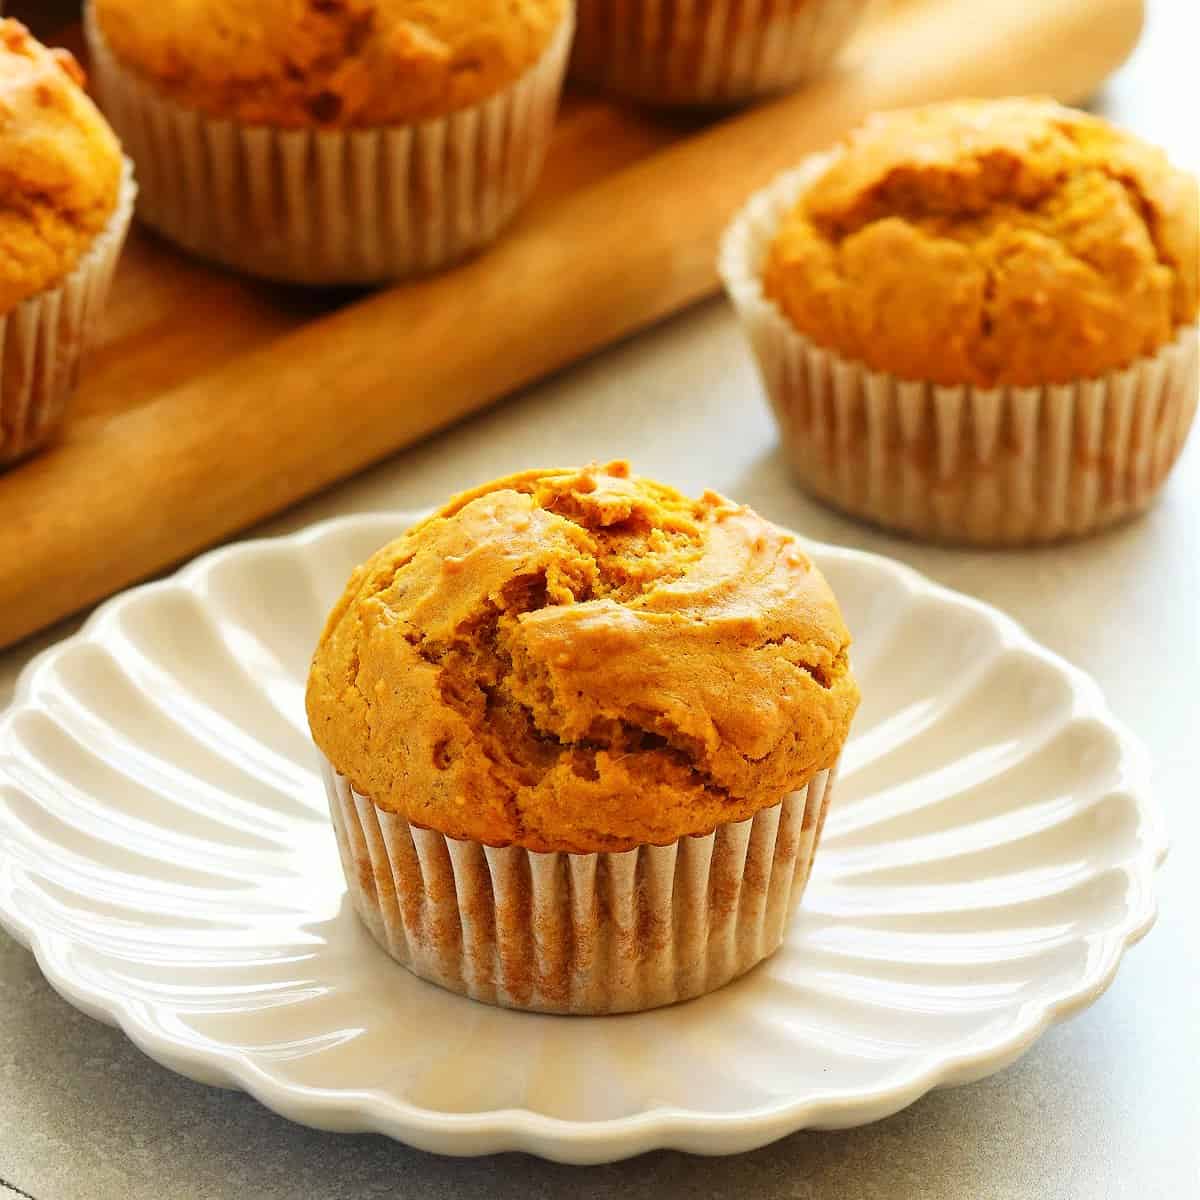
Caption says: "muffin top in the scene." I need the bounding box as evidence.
[763,98,1199,387]
[307,463,859,853]
[91,0,566,128]
[0,20,123,314]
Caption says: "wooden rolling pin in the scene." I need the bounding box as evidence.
[0,0,1144,648]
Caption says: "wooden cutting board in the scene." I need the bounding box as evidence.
[0,0,1145,648]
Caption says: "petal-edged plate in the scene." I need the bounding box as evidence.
[0,514,1165,1163]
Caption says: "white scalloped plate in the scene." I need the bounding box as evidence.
[0,514,1165,1163]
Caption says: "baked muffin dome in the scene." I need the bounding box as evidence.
[307,463,859,853]
[0,19,123,313]
[763,98,1200,388]
[90,0,567,128]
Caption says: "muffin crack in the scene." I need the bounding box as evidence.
[423,593,729,795]
[306,465,860,851]
[575,713,705,765]
[753,635,845,691]
[813,149,1061,244]
[970,255,1002,371]
[1104,170,1181,288]
[341,644,375,750]
[1051,117,1181,288]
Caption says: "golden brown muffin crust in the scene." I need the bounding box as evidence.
[763,98,1200,387]
[0,20,123,313]
[91,0,567,128]
[307,464,859,853]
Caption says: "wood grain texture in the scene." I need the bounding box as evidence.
[0,0,1145,647]
[66,86,685,422]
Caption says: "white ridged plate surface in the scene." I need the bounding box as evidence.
[0,514,1165,1163]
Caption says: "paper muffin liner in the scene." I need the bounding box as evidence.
[323,759,835,1014]
[571,0,869,107]
[84,5,573,284]
[0,161,135,468]
[719,156,1200,544]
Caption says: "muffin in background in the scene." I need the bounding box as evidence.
[571,0,869,108]
[0,18,134,467]
[85,0,572,284]
[720,98,1200,544]
[307,463,859,1014]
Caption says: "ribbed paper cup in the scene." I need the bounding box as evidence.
[720,156,1200,545]
[84,5,573,285]
[324,759,835,1014]
[571,0,868,107]
[0,161,135,468]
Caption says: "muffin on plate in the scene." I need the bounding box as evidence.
[0,19,134,467]
[307,463,859,1014]
[84,0,572,284]
[720,98,1200,544]
[571,0,869,108]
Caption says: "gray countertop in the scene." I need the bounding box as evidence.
[1,5,1197,1197]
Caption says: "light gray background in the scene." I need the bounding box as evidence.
[1,4,1197,1197]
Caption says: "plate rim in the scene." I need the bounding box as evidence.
[0,511,1169,1163]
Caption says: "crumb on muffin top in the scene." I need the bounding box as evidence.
[0,19,123,314]
[306,463,859,853]
[763,97,1200,388]
[90,0,566,128]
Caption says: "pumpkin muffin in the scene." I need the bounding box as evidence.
[308,463,859,1013]
[0,19,134,466]
[85,0,572,283]
[90,0,566,128]
[571,0,869,108]
[721,99,1200,543]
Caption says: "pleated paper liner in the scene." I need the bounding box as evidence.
[720,157,1200,545]
[84,5,574,285]
[0,162,135,468]
[571,0,869,107]
[325,761,835,1015]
